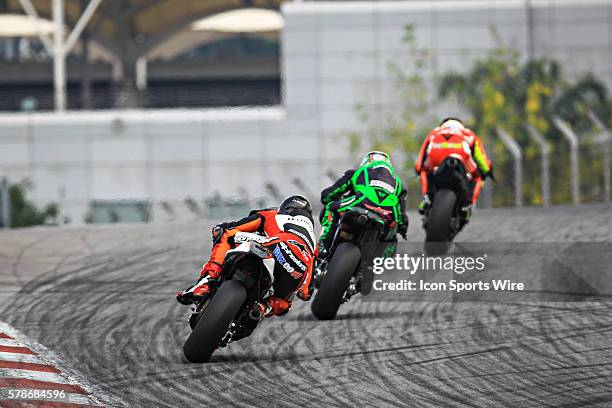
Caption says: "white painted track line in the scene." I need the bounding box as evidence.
[0,368,72,384]
[0,339,20,347]
[0,352,42,364]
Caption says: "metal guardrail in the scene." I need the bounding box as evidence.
[589,111,611,203]
[553,117,580,205]
[526,125,551,207]
[496,119,609,207]
[496,128,523,207]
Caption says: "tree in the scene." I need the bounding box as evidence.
[347,24,438,207]
[439,43,612,204]
[350,25,611,206]
[8,180,58,228]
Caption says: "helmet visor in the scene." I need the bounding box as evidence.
[362,151,390,166]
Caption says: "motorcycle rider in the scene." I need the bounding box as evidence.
[176,195,317,318]
[415,118,493,220]
[318,151,408,258]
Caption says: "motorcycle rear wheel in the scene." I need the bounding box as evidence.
[425,189,457,255]
[183,279,246,363]
[311,242,361,320]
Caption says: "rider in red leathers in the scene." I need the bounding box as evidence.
[415,118,493,219]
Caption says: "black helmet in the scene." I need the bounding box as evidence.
[279,195,312,219]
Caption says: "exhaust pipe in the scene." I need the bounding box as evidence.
[249,307,264,321]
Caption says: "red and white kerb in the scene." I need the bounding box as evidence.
[0,332,103,408]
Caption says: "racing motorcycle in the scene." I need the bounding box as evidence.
[422,157,472,255]
[182,232,277,363]
[311,206,392,320]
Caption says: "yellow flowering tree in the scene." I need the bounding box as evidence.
[350,25,612,206]
[439,49,611,205]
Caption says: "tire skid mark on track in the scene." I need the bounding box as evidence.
[1,207,612,406]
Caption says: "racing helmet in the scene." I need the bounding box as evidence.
[439,117,465,132]
[360,151,392,167]
[279,195,313,222]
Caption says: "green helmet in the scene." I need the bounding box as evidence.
[360,151,392,167]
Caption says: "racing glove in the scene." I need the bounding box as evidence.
[482,167,495,182]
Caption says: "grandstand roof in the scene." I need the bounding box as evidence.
[4,0,282,60]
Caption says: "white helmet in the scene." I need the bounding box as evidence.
[439,117,465,132]
[360,151,392,167]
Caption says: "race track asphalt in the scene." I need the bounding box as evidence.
[1,204,611,407]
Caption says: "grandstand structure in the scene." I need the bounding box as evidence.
[0,0,282,110]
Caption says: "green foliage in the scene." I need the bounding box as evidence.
[350,24,612,206]
[8,181,58,228]
[440,40,612,205]
[348,24,438,206]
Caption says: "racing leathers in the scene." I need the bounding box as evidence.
[319,161,408,256]
[176,209,317,317]
[415,125,492,208]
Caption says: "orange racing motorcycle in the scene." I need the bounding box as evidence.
[182,232,279,363]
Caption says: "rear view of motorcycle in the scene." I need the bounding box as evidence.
[183,233,276,363]
[422,157,472,255]
[311,207,392,320]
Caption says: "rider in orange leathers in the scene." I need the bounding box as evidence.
[415,118,493,220]
[176,195,316,318]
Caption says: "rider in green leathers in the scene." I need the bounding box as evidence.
[318,151,408,258]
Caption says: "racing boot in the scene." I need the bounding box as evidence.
[418,195,431,215]
[297,268,316,301]
[382,241,397,258]
[176,262,222,305]
[312,246,329,290]
[316,241,329,261]
[460,203,473,222]
[458,203,472,231]
[257,297,291,317]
